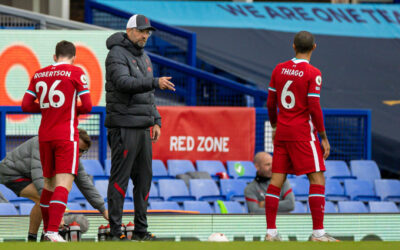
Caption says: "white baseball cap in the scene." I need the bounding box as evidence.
[126,14,155,31]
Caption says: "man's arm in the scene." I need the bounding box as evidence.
[307,72,330,159]
[244,184,265,214]
[277,180,295,212]
[266,69,278,139]
[77,92,92,115]
[74,163,106,214]
[29,137,45,195]
[21,92,40,113]
[106,49,158,94]
[153,104,161,128]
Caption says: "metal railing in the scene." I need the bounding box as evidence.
[0,4,108,30]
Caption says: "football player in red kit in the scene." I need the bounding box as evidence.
[21,40,92,242]
[265,31,338,242]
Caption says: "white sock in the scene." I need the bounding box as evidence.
[313,229,325,237]
[267,229,278,237]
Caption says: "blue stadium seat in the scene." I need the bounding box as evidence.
[123,201,134,211]
[105,159,111,176]
[152,160,170,181]
[94,180,109,201]
[226,161,256,181]
[288,178,309,201]
[0,203,19,215]
[325,160,355,181]
[344,180,380,201]
[158,179,195,201]
[189,179,225,201]
[19,203,35,215]
[307,201,337,213]
[68,183,85,202]
[183,201,213,213]
[84,201,95,210]
[149,182,164,202]
[374,179,400,202]
[291,201,307,213]
[369,201,399,213]
[338,201,368,213]
[167,160,196,177]
[220,179,247,201]
[150,201,181,210]
[196,160,226,180]
[214,201,245,214]
[81,159,106,179]
[0,184,30,203]
[350,160,381,186]
[325,179,350,201]
[66,202,83,211]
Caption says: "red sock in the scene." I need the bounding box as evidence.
[47,186,69,232]
[265,184,281,229]
[40,189,53,232]
[309,184,325,230]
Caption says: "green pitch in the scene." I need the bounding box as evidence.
[0,242,399,250]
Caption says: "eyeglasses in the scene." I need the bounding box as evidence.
[79,149,88,155]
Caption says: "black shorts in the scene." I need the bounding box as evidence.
[4,178,32,197]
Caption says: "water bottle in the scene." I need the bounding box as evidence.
[69,221,81,242]
[125,222,135,240]
[105,224,111,241]
[121,223,126,236]
[98,225,106,242]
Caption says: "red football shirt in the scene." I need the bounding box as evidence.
[25,62,90,142]
[267,58,324,141]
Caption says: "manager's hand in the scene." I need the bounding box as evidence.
[152,124,161,143]
[158,77,175,91]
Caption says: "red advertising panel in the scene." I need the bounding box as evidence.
[153,107,255,163]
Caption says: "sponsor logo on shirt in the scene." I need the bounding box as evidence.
[316,76,322,86]
[80,74,88,84]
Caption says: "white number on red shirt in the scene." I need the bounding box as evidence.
[281,80,295,109]
[36,80,65,108]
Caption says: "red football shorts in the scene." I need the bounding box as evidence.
[39,140,79,178]
[272,140,325,176]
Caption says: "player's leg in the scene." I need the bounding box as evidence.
[131,129,154,241]
[107,128,135,240]
[39,141,55,235]
[265,141,289,241]
[19,183,41,241]
[292,140,338,242]
[45,140,77,242]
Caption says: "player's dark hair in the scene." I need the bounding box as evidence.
[55,40,76,59]
[78,128,91,149]
[293,31,315,53]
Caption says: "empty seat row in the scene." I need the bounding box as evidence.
[91,159,257,181]
[87,179,248,203]
[290,178,400,202]
[1,200,397,216]
[149,201,248,214]
[292,201,399,213]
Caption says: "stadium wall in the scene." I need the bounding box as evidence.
[0,214,399,242]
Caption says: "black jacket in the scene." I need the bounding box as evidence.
[104,32,161,128]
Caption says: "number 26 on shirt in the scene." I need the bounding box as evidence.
[36,80,65,109]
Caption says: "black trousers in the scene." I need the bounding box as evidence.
[107,127,152,236]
